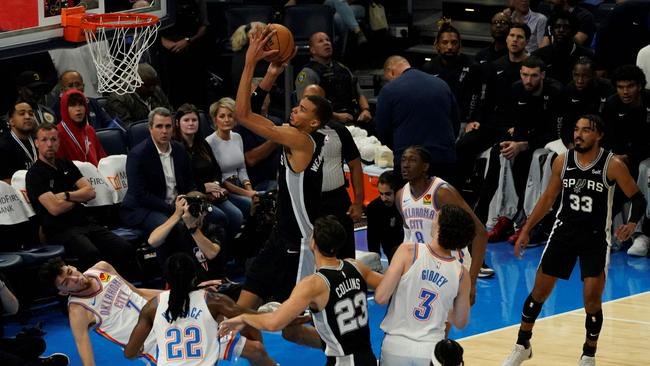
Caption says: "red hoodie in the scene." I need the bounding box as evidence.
[57,89,106,166]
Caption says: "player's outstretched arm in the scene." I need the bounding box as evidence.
[515,153,565,257]
[608,156,646,241]
[374,243,412,304]
[68,304,97,366]
[219,275,324,334]
[437,184,487,304]
[348,259,384,289]
[124,297,157,359]
[449,267,471,329]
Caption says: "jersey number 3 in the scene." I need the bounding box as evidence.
[414,289,438,321]
[165,326,202,360]
[334,292,368,335]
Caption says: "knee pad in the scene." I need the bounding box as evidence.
[521,294,544,323]
[585,310,603,341]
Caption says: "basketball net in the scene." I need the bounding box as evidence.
[83,15,159,95]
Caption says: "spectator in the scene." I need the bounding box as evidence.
[542,0,597,47]
[39,258,160,365]
[476,57,564,242]
[421,22,475,117]
[602,65,650,176]
[172,103,245,247]
[55,89,106,166]
[0,100,37,183]
[51,70,113,130]
[15,71,56,125]
[507,0,547,53]
[303,84,364,260]
[560,57,614,146]
[205,97,256,220]
[120,107,196,269]
[366,170,403,262]
[0,274,70,366]
[147,193,226,279]
[158,0,210,109]
[457,23,531,193]
[376,55,459,186]
[475,11,512,64]
[532,10,594,84]
[285,0,367,46]
[105,63,172,128]
[230,22,269,92]
[295,32,372,129]
[26,123,133,272]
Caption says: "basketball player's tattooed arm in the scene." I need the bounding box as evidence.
[608,156,645,241]
[124,297,157,359]
[515,154,566,257]
[374,243,413,304]
[436,184,487,305]
[219,275,325,335]
[68,303,99,365]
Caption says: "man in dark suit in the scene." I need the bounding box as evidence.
[120,107,196,269]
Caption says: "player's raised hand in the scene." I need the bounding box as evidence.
[219,316,246,337]
[514,230,530,258]
[246,26,278,65]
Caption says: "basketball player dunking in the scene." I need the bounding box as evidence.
[503,115,646,366]
[235,26,332,310]
[375,204,473,366]
[219,216,383,366]
[396,146,487,304]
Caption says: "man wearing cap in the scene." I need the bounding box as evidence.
[16,70,56,125]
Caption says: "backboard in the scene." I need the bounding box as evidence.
[0,0,173,59]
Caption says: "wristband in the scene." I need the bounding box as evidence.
[185,37,192,43]
[188,226,199,234]
[64,191,71,201]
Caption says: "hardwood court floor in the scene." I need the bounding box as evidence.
[460,292,650,365]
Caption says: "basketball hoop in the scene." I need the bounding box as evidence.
[62,7,159,95]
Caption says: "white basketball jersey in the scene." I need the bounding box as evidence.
[400,178,471,269]
[153,290,220,366]
[68,269,156,363]
[380,243,462,342]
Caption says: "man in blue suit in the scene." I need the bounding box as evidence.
[120,107,196,269]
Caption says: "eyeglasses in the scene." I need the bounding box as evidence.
[491,20,510,25]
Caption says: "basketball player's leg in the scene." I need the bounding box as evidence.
[579,242,608,360]
[240,338,277,366]
[282,323,323,349]
[218,333,277,366]
[239,232,285,310]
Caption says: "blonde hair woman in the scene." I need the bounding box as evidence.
[205,97,256,219]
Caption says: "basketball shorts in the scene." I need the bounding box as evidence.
[218,332,246,361]
[380,333,443,366]
[540,234,609,280]
[326,347,377,366]
[243,229,301,303]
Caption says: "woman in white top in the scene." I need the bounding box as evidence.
[205,97,257,219]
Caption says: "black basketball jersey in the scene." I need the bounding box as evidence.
[552,148,615,242]
[311,260,373,361]
[277,131,326,249]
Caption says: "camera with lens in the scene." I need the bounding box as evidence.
[185,194,210,218]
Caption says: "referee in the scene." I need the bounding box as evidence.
[304,84,364,259]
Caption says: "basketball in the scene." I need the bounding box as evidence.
[263,23,295,63]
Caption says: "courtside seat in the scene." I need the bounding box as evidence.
[0,254,22,271]
[127,119,150,149]
[96,128,128,156]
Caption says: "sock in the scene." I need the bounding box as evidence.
[516,329,532,348]
[582,343,597,357]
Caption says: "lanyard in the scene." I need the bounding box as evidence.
[61,121,89,159]
[10,131,37,163]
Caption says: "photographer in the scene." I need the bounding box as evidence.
[147,192,226,280]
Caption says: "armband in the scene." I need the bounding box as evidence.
[64,191,71,201]
[628,191,647,223]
